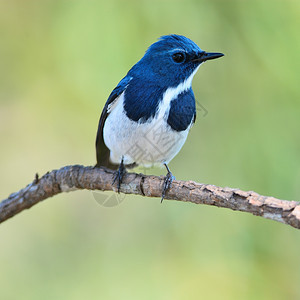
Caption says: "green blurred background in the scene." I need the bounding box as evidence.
[1,0,299,299]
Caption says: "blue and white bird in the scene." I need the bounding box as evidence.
[95,34,223,201]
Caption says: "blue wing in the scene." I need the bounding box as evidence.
[95,76,131,168]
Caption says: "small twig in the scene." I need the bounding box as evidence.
[0,165,299,229]
[34,173,39,184]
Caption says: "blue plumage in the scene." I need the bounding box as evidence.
[95,34,224,200]
[123,77,167,122]
[167,89,196,132]
[108,76,132,101]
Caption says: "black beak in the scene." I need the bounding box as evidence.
[193,51,224,63]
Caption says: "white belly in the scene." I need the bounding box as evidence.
[103,93,191,167]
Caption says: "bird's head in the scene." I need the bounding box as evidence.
[130,34,224,87]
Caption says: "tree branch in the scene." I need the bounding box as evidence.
[1,165,299,229]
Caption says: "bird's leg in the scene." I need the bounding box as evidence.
[161,163,175,203]
[112,157,126,193]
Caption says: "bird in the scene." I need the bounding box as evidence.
[95,34,224,201]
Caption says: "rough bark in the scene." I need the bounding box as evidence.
[1,165,299,229]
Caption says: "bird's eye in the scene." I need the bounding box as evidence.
[172,52,185,63]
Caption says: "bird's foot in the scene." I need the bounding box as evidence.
[112,158,126,193]
[161,164,175,203]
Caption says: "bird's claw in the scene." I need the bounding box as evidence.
[112,159,126,193]
[161,165,175,203]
